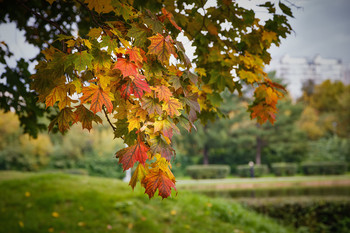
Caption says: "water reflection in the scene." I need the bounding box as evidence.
[198,186,350,199]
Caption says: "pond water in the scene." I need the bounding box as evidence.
[197,186,350,199]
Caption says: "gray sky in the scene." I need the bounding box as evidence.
[0,0,350,68]
[268,0,350,63]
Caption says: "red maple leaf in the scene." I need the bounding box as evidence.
[120,75,151,99]
[80,84,113,114]
[126,47,143,66]
[116,138,149,171]
[142,170,176,199]
[113,58,138,78]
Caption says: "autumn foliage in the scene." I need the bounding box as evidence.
[30,0,292,198]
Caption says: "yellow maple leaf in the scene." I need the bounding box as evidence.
[195,67,206,77]
[84,0,113,14]
[262,31,277,44]
[87,28,102,38]
[238,70,259,83]
[128,116,140,132]
[83,39,92,49]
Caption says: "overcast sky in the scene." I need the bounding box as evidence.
[0,0,349,68]
[267,0,350,63]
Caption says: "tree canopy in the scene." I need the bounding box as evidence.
[0,0,293,198]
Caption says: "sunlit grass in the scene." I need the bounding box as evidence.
[0,171,293,233]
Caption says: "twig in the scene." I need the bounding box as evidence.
[75,0,105,29]
[103,106,116,131]
[17,0,67,35]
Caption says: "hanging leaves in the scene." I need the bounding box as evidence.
[31,0,292,199]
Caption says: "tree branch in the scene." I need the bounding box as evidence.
[103,106,116,131]
[75,0,105,29]
[17,0,67,35]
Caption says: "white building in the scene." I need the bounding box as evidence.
[268,54,350,98]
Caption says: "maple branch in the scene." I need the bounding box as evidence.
[103,106,116,131]
[17,0,67,35]
[75,0,105,29]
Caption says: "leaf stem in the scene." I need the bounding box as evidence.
[103,106,116,131]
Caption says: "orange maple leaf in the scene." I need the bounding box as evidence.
[155,85,172,102]
[113,58,138,78]
[80,84,113,114]
[45,85,67,109]
[116,138,149,171]
[162,98,182,117]
[142,169,176,199]
[160,8,182,31]
[148,33,176,64]
[126,47,143,66]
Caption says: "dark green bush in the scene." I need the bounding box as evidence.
[250,199,350,233]
[236,164,268,177]
[186,165,230,179]
[301,161,347,175]
[271,162,298,176]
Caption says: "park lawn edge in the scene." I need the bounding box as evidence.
[0,171,293,233]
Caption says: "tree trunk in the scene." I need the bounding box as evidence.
[203,144,209,165]
[203,125,209,165]
[256,135,262,165]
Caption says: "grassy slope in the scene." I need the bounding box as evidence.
[0,171,292,233]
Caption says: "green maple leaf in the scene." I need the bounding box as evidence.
[127,23,149,48]
[66,51,93,72]
[100,35,118,54]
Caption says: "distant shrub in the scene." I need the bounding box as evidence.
[271,163,298,176]
[236,164,268,177]
[301,161,347,175]
[186,165,230,179]
[83,156,124,179]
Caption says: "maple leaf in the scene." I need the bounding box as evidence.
[113,119,129,138]
[80,84,113,114]
[116,138,150,171]
[126,47,143,66]
[127,23,149,48]
[169,76,182,91]
[155,85,172,102]
[147,33,176,65]
[74,105,102,131]
[160,8,182,31]
[183,70,198,84]
[87,28,103,38]
[120,75,151,99]
[100,35,118,54]
[45,85,67,109]
[129,163,149,189]
[141,97,163,115]
[238,70,259,83]
[149,136,175,161]
[113,58,138,78]
[48,107,75,133]
[162,98,183,117]
[183,93,200,113]
[65,51,93,72]
[153,119,179,140]
[142,169,176,199]
[84,0,113,14]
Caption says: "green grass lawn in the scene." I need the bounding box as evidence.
[0,171,293,233]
